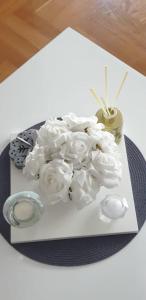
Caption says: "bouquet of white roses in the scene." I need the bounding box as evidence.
[23,113,122,208]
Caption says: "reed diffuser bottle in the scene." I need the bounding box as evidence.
[90,66,127,144]
[96,107,123,144]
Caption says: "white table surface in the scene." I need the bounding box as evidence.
[0,28,146,300]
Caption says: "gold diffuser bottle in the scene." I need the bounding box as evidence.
[90,67,127,144]
[96,107,123,144]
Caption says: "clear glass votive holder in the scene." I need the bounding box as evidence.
[3,191,44,228]
[99,194,128,223]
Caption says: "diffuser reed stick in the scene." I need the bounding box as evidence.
[90,88,107,116]
[104,65,110,115]
[113,71,128,102]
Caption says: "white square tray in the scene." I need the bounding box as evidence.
[10,137,138,243]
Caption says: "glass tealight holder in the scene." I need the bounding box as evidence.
[96,107,123,144]
[3,191,44,228]
[99,194,128,223]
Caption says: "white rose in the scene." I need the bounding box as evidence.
[88,129,117,153]
[63,113,98,132]
[92,150,122,188]
[86,122,105,133]
[44,132,70,161]
[45,117,67,127]
[70,169,100,208]
[37,119,67,147]
[23,145,45,179]
[97,132,117,154]
[59,132,92,169]
[39,159,73,204]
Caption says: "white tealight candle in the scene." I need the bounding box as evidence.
[14,200,34,221]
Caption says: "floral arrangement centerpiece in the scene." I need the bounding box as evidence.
[23,113,122,209]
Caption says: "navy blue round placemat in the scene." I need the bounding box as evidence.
[0,124,146,266]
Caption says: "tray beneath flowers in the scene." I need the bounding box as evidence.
[10,114,138,244]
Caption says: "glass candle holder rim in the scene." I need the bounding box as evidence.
[3,191,44,228]
[7,191,42,204]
